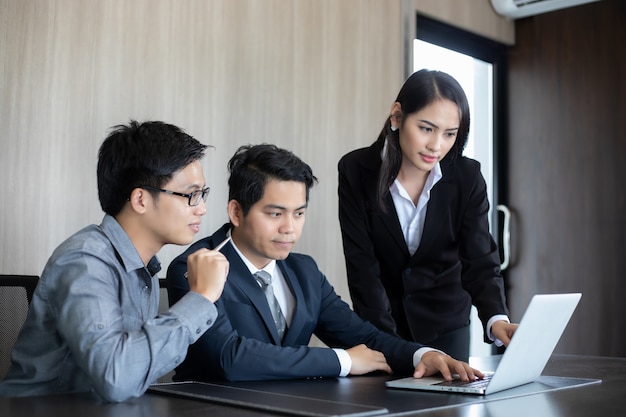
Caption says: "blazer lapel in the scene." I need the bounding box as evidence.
[223,246,284,344]
[412,163,456,262]
[276,261,307,345]
[378,193,410,256]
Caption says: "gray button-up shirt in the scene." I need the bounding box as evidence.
[0,215,217,402]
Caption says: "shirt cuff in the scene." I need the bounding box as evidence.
[333,348,352,377]
[487,314,510,347]
[168,291,218,343]
[413,347,447,367]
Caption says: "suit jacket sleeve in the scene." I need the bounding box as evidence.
[338,146,400,335]
[166,230,342,381]
[309,258,422,375]
[167,229,420,381]
[455,162,509,337]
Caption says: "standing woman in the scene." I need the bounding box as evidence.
[338,69,517,361]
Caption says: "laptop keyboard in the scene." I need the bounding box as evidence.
[434,374,492,389]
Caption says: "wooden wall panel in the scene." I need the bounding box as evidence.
[0,0,403,306]
[0,0,515,331]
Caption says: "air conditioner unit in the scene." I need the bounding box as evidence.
[491,0,601,19]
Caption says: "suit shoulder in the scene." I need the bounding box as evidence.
[284,252,318,268]
[283,253,328,280]
[339,146,370,162]
[456,156,481,171]
[339,146,367,164]
[444,156,483,179]
[282,254,329,288]
[169,236,212,272]
[181,236,213,256]
[339,145,383,183]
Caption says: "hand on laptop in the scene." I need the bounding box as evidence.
[414,351,484,382]
[492,321,519,347]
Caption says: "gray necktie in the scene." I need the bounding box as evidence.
[254,270,286,340]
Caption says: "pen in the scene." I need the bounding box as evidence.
[184,236,231,279]
[213,236,232,251]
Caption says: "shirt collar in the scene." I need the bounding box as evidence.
[428,161,444,187]
[229,236,277,276]
[391,162,442,192]
[100,214,161,275]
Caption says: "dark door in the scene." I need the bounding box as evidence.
[506,0,626,357]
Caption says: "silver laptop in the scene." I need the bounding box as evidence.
[385,293,582,395]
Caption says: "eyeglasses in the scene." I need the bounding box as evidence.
[141,186,210,207]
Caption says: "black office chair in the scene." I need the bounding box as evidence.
[0,275,39,379]
[156,277,176,382]
[158,278,170,314]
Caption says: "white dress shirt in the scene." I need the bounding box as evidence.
[388,158,509,346]
[229,233,447,374]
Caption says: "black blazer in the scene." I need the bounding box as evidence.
[166,224,423,381]
[338,139,508,345]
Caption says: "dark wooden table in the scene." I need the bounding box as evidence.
[1,354,624,416]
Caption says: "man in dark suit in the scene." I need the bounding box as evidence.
[167,144,482,382]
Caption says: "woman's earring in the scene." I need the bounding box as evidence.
[390,125,398,132]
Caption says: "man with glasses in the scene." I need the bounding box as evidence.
[0,121,228,402]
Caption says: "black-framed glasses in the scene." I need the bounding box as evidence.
[141,186,210,207]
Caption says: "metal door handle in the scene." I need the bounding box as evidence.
[497,204,511,271]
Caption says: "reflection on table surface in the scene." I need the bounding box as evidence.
[0,354,624,417]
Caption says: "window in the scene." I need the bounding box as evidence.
[414,15,509,357]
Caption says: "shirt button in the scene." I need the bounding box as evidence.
[206,319,213,326]
[142,285,149,291]
[196,328,201,334]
